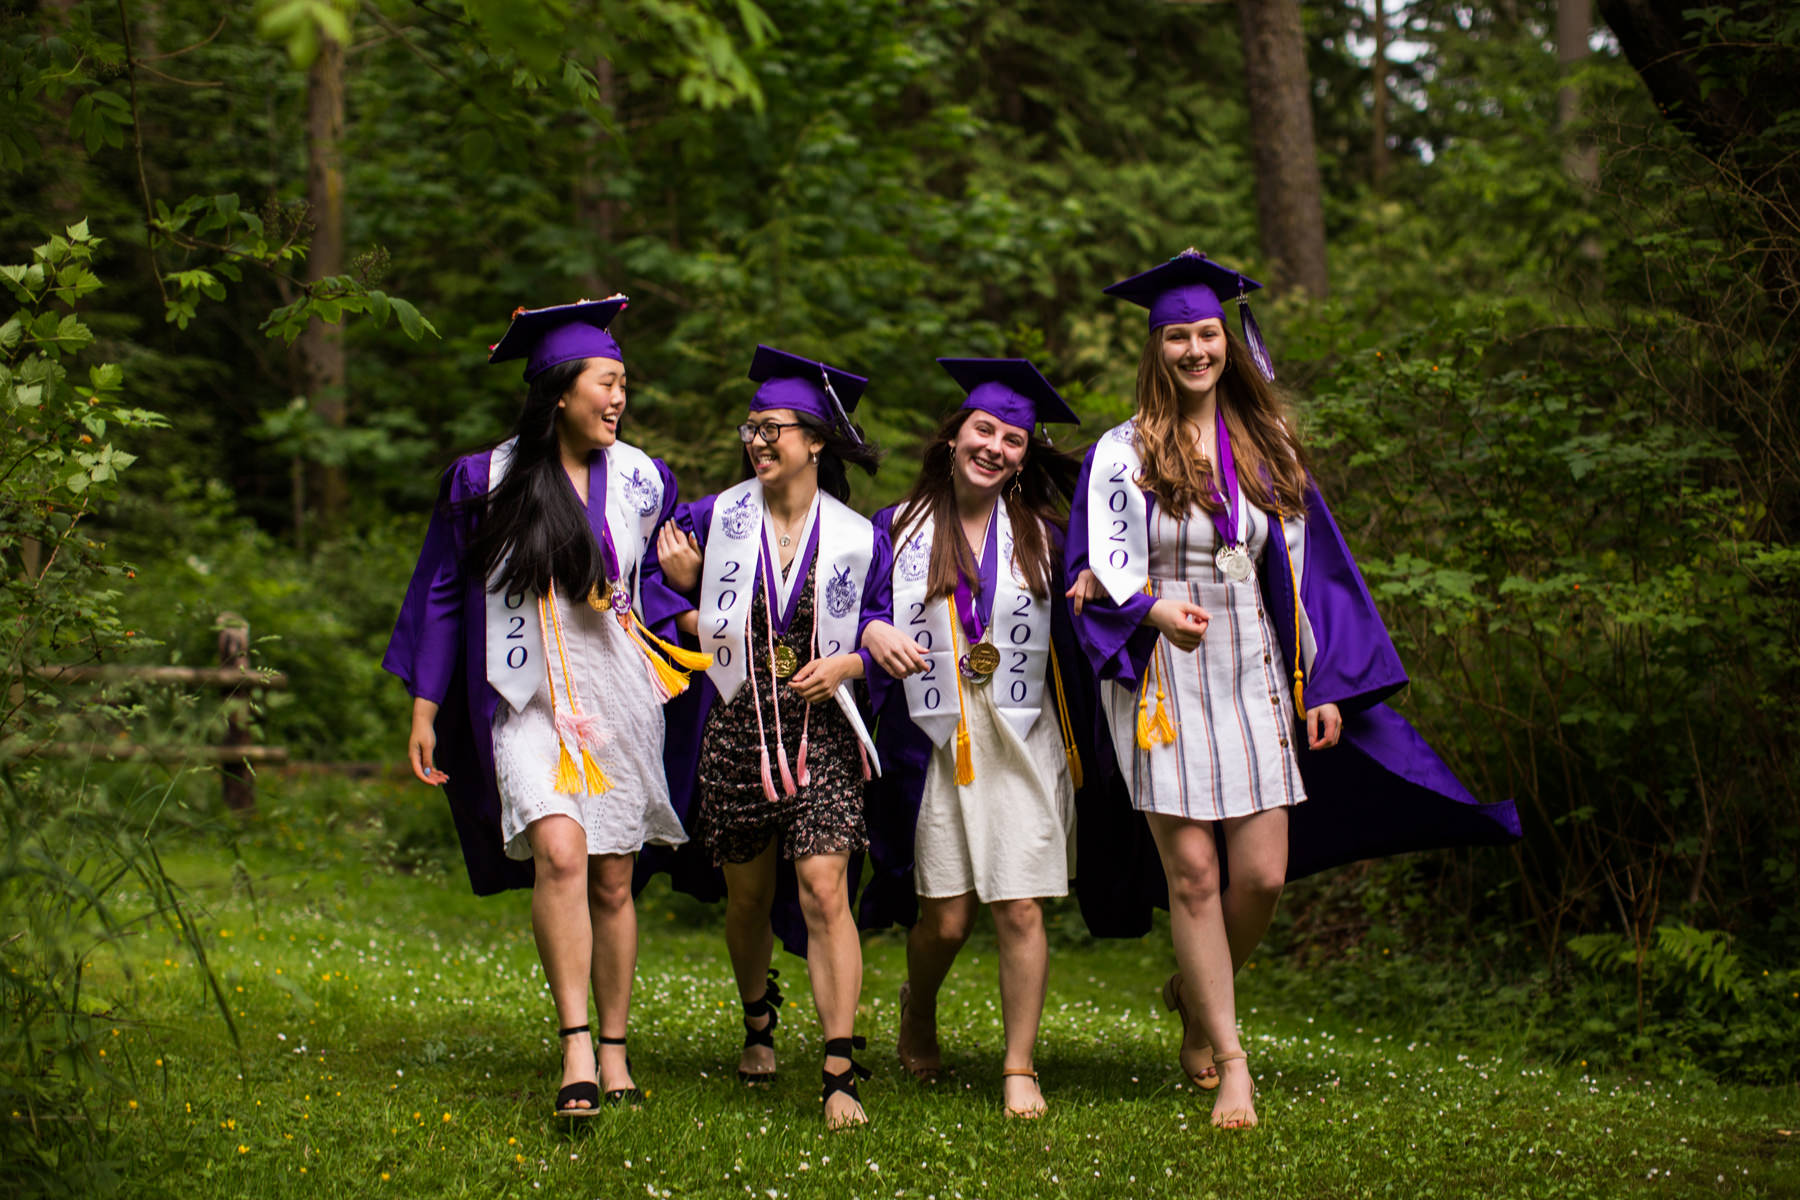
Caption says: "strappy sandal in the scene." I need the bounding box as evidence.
[821,1035,871,1129]
[896,981,941,1082]
[595,1034,642,1107]
[738,969,783,1084]
[554,1024,601,1119]
[1160,972,1220,1091]
[1001,1067,1047,1119]
[1208,1051,1258,1130]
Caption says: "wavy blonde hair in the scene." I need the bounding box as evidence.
[1132,326,1310,519]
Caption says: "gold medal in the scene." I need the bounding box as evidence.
[967,641,1001,677]
[588,580,612,611]
[771,644,799,679]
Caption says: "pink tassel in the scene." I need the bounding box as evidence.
[778,747,798,797]
[796,735,811,788]
[759,747,779,804]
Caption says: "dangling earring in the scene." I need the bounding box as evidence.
[809,450,819,466]
[947,451,957,482]
[1008,470,1023,500]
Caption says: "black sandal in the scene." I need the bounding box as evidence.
[554,1025,601,1119]
[596,1034,642,1107]
[737,969,783,1084]
[821,1034,871,1128]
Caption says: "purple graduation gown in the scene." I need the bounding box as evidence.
[855,505,1108,932]
[638,490,889,957]
[1064,446,1521,935]
[382,445,688,896]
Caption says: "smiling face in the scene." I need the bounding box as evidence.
[949,408,1030,500]
[555,357,628,454]
[743,406,826,490]
[1159,318,1229,402]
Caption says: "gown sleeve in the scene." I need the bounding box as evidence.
[634,458,692,641]
[383,463,469,705]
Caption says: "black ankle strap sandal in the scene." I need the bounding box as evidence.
[820,1034,871,1119]
[737,969,783,1084]
[595,1034,642,1108]
[554,1024,601,1119]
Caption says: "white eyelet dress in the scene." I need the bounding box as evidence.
[491,589,688,859]
[1101,499,1308,820]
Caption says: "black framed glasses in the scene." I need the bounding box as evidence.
[737,420,806,445]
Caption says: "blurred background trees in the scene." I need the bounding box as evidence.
[3,0,1795,1078]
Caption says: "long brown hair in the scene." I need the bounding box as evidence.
[893,408,1080,601]
[1132,326,1310,519]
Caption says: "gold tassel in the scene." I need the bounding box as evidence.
[1050,647,1083,790]
[580,747,613,795]
[1147,651,1177,745]
[626,623,692,699]
[631,617,714,671]
[1136,685,1154,750]
[1292,671,1306,720]
[954,720,974,786]
[553,740,583,794]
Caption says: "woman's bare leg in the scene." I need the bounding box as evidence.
[990,897,1049,1116]
[586,851,638,1094]
[900,892,977,1076]
[720,840,779,1077]
[526,816,595,1108]
[793,851,865,1127]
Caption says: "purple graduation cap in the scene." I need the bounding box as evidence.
[747,344,869,446]
[487,295,629,381]
[936,357,1080,434]
[1103,249,1275,381]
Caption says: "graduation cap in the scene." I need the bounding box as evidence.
[747,345,869,446]
[1103,249,1275,380]
[936,357,1079,434]
[487,296,628,381]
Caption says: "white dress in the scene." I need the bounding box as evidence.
[913,624,1076,903]
[491,588,687,859]
[1102,498,1308,820]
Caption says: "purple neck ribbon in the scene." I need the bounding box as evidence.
[1205,407,1242,549]
[588,452,621,586]
[952,503,999,646]
[758,515,821,636]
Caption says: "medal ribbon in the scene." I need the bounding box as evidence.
[951,503,998,647]
[1206,407,1242,551]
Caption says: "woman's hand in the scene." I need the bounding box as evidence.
[789,652,863,703]
[1306,702,1343,750]
[1147,598,1210,651]
[861,620,927,678]
[655,520,703,592]
[1064,568,1102,616]
[408,697,449,785]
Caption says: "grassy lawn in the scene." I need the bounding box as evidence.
[70,776,1799,1199]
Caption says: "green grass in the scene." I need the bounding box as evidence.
[61,776,1800,1199]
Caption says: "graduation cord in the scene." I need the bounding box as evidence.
[1288,534,1307,719]
[760,540,799,798]
[744,599,779,804]
[539,595,612,797]
[1135,583,1178,751]
[1048,644,1084,791]
[948,598,975,786]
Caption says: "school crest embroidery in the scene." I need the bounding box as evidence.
[1108,420,1136,445]
[624,467,661,517]
[721,493,757,540]
[825,564,857,619]
[898,530,929,582]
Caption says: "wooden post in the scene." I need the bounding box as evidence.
[217,613,255,812]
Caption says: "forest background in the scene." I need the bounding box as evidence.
[2,0,1796,1188]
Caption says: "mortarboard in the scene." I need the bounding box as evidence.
[747,345,869,446]
[488,296,628,381]
[1103,249,1275,380]
[936,357,1079,432]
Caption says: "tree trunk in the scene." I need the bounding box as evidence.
[574,55,619,297]
[1238,0,1329,298]
[298,30,347,535]
[1594,0,1769,158]
[1370,0,1390,192]
[1558,0,1597,187]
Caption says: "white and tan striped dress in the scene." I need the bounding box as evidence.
[1102,499,1307,820]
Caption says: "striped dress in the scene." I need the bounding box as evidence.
[1101,497,1307,820]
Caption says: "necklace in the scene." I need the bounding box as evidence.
[768,502,807,550]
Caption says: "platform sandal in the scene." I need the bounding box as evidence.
[553,1024,601,1119]
[737,968,783,1084]
[595,1034,641,1107]
[821,1035,871,1129]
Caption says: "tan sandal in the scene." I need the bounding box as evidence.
[1159,972,1220,1090]
[1208,1051,1258,1130]
[1001,1067,1047,1119]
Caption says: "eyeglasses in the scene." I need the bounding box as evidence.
[737,420,807,445]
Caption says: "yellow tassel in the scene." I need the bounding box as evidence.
[1292,671,1306,720]
[632,618,714,671]
[626,624,692,699]
[1136,691,1153,750]
[954,721,974,786]
[1049,649,1083,790]
[580,747,613,795]
[1152,699,1178,745]
[553,741,582,794]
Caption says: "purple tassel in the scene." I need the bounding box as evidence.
[1239,299,1275,382]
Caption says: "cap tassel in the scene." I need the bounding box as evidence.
[820,369,867,448]
[1238,296,1275,382]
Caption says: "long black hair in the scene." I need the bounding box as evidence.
[737,411,882,502]
[463,358,606,600]
[892,408,1081,601]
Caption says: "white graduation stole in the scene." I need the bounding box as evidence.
[892,498,1052,746]
[698,480,882,772]
[483,438,663,713]
[1087,419,1152,604]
